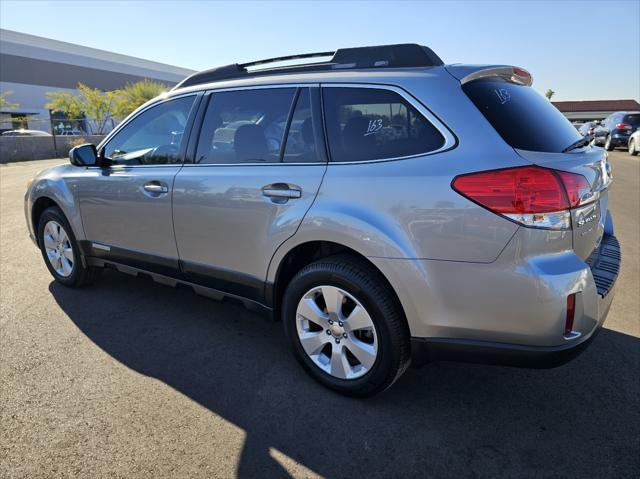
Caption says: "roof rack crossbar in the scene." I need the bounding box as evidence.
[240,51,335,69]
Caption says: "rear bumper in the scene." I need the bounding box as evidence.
[410,324,604,368]
[611,134,630,146]
[409,233,620,368]
[370,224,621,368]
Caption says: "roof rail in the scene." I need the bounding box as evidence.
[172,43,443,90]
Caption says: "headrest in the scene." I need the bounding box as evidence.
[234,124,268,161]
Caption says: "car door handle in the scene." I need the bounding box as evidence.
[143,182,169,194]
[262,184,302,199]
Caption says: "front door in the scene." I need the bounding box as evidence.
[78,94,197,273]
[172,87,326,302]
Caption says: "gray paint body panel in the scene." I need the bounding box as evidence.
[25,163,87,242]
[172,164,326,284]
[77,165,182,259]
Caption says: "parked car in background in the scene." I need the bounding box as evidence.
[628,129,640,156]
[58,129,83,136]
[1,129,52,137]
[578,121,607,146]
[24,44,620,396]
[600,111,640,150]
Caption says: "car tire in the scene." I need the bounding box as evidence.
[604,135,614,151]
[629,138,638,156]
[37,206,101,287]
[282,254,411,397]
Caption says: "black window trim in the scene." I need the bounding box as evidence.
[320,83,457,164]
[93,91,202,169]
[182,83,329,167]
[279,88,302,162]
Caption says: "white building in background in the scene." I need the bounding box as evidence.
[0,29,194,134]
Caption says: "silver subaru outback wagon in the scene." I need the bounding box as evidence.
[25,44,620,396]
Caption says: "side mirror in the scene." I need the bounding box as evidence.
[69,143,98,166]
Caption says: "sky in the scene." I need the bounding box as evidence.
[1,0,639,101]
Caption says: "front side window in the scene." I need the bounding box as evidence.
[195,88,296,164]
[103,95,195,165]
[322,87,445,162]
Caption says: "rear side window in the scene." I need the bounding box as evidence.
[463,79,582,153]
[623,114,640,126]
[322,88,444,162]
[195,88,296,164]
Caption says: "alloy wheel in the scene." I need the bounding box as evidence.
[43,220,74,277]
[295,285,378,380]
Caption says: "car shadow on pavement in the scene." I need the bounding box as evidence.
[49,270,640,478]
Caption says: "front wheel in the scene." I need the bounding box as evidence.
[629,138,638,156]
[282,255,411,397]
[37,206,101,287]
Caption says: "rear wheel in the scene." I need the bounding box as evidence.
[37,206,101,287]
[629,138,638,156]
[604,135,614,151]
[282,255,411,397]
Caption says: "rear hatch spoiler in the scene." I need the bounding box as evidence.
[445,64,533,86]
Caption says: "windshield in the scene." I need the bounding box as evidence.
[463,78,582,153]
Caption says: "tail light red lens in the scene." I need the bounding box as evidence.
[556,170,591,207]
[564,293,576,336]
[452,166,593,229]
[615,123,632,129]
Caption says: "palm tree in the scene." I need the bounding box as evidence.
[545,89,556,100]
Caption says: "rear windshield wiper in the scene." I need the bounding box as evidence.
[563,135,592,153]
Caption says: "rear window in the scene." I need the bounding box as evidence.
[322,88,445,162]
[623,114,640,126]
[462,79,582,152]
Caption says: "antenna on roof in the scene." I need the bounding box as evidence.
[172,43,443,90]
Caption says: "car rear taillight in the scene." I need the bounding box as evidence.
[615,123,632,130]
[452,166,594,230]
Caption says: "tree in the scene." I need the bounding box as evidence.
[45,80,167,134]
[46,83,118,134]
[0,90,19,110]
[45,90,83,118]
[545,89,556,100]
[114,79,167,118]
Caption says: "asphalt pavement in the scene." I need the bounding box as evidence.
[1,152,638,478]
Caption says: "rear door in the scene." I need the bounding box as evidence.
[172,86,327,303]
